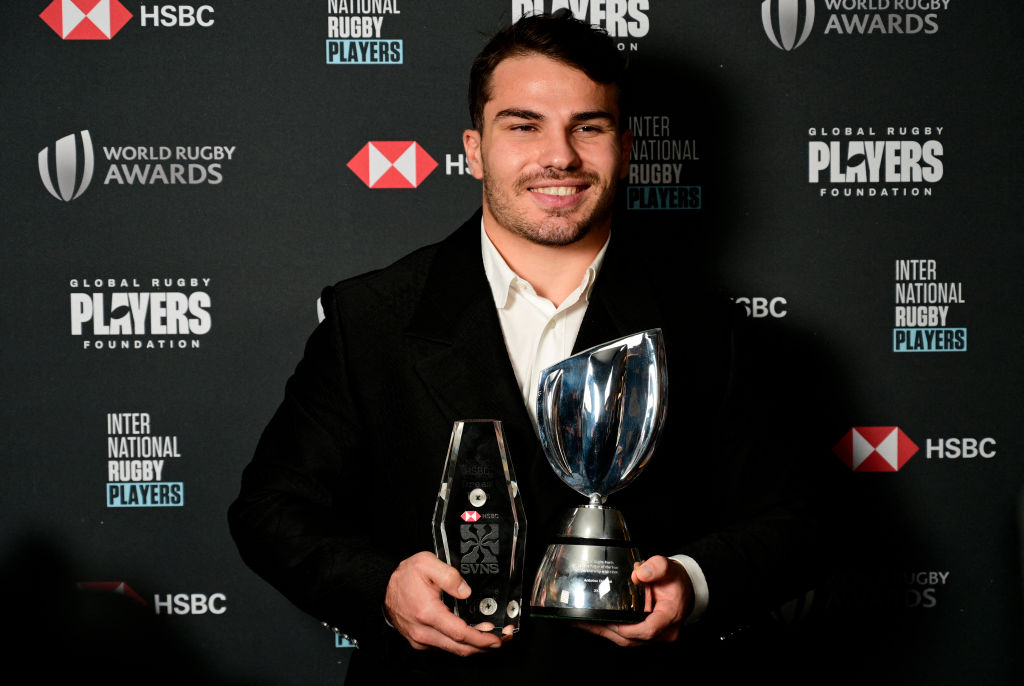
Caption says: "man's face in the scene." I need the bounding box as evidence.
[463,54,632,246]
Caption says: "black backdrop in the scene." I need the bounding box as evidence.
[3,1,1022,683]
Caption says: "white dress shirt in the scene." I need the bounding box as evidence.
[479,223,709,622]
[480,224,607,427]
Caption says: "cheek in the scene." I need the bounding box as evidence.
[485,148,527,183]
[583,145,625,175]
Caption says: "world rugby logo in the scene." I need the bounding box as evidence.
[39,130,95,201]
[762,0,815,51]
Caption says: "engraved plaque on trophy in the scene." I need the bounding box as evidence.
[433,419,527,634]
[529,329,668,622]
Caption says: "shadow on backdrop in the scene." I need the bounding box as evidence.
[613,51,923,683]
[1,532,254,685]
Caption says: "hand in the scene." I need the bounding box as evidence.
[384,551,505,656]
[574,555,693,646]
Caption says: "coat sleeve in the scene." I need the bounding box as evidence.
[674,303,851,634]
[227,285,399,649]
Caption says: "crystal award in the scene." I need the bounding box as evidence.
[433,419,527,634]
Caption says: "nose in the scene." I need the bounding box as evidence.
[538,128,581,170]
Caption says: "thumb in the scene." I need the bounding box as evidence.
[633,555,671,583]
[427,557,472,599]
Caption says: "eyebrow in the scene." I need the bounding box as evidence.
[492,108,618,126]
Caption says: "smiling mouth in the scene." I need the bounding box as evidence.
[529,185,586,196]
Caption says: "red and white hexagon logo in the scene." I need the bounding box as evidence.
[347,141,438,189]
[76,581,147,605]
[833,426,918,472]
[40,0,133,40]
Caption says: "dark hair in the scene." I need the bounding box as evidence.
[468,10,630,130]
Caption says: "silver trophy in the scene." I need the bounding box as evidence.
[529,329,668,622]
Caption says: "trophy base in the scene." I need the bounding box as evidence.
[529,606,649,623]
[529,506,649,623]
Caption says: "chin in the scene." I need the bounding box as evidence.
[523,220,591,247]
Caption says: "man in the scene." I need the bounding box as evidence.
[229,12,832,684]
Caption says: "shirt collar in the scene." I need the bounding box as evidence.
[480,218,610,310]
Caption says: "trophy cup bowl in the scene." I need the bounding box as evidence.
[529,329,668,622]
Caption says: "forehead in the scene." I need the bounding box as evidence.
[483,54,620,120]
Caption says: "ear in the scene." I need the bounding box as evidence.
[463,129,484,180]
[618,128,633,180]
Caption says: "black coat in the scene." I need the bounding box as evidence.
[228,210,838,683]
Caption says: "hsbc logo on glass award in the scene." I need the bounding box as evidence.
[347,141,438,189]
[833,426,919,473]
[40,0,133,40]
[39,130,95,201]
[762,0,815,51]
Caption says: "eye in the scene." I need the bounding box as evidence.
[574,123,608,136]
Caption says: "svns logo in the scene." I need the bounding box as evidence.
[460,523,499,574]
[762,0,815,51]
[40,0,133,40]
[39,130,95,201]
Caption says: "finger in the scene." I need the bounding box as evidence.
[572,621,642,647]
[471,622,516,641]
[610,610,678,642]
[403,600,502,653]
[406,623,498,656]
[428,610,503,651]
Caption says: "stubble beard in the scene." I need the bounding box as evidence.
[482,166,618,247]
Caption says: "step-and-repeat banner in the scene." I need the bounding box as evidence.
[3,2,1021,683]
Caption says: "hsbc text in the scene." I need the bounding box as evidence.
[153,593,227,615]
[925,437,997,459]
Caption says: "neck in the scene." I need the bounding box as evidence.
[483,211,609,308]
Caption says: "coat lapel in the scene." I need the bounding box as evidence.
[405,218,667,428]
[574,230,667,353]
[404,212,533,435]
